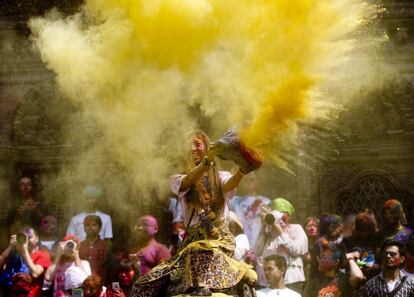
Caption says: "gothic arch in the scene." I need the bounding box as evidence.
[334,169,413,225]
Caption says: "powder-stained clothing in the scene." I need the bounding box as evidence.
[136,241,171,276]
[361,271,414,297]
[79,239,112,282]
[170,171,236,227]
[130,171,256,297]
[256,223,308,286]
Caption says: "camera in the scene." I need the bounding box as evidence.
[264,213,276,225]
[16,233,27,245]
[264,211,284,225]
[65,240,76,250]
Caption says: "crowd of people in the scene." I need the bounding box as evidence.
[1,131,414,297]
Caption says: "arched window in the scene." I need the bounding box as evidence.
[335,175,413,226]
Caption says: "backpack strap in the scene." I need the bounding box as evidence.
[388,276,407,297]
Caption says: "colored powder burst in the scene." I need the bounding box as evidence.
[28,0,380,199]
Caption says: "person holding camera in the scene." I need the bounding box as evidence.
[0,226,51,297]
[255,198,308,295]
[44,235,91,297]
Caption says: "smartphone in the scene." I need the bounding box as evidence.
[72,288,84,297]
[112,282,120,292]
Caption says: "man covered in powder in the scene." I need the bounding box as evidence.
[361,240,414,297]
[378,199,414,246]
[131,215,171,276]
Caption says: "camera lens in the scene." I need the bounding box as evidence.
[16,233,27,245]
[65,241,75,250]
[264,213,276,225]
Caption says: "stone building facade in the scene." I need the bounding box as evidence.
[0,1,413,246]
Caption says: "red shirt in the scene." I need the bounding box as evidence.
[11,250,51,297]
[79,239,110,281]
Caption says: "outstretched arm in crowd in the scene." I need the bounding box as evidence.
[0,243,13,269]
[45,242,64,282]
[14,235,46,278]
[347,251,365,288]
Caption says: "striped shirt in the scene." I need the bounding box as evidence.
[362,271,414,297]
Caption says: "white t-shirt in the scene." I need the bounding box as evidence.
[257,287,302,297]
[234,233,250,261]
[170,171,236,227]
[66,211,113,240]
[53,260,91,297]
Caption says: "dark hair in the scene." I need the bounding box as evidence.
[116,258,135,272]
[355,209,377,236]
[264,255,287,276]
[406,240,414,256]
[380,239,405,256]
[383,199,407,226]
[304,217,320,228]
[315,238,346,265]
[84,215,103,229]
[319,214,343,237]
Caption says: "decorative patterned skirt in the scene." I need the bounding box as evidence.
[130,221,256,297]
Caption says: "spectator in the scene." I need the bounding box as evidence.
[7,176,44,235]
[343,209,380,280]
[66,185,113,241]
[131,215,170,276]
[0,226,51,297]
[310,214,345,282]
[114,259,138,296]
[256,255,301,297]
[402,240,414,277]
[361,240,414,297]
[303,217,319,282]
[378,199,414,245]
[318,214,344,244]
[308,238,363,297]
[82,274,126,297]
[255,198,308,295]
[44,235,91,297]
[343,214,357,239]
[39,215,59,251]
[79,215,114,283]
